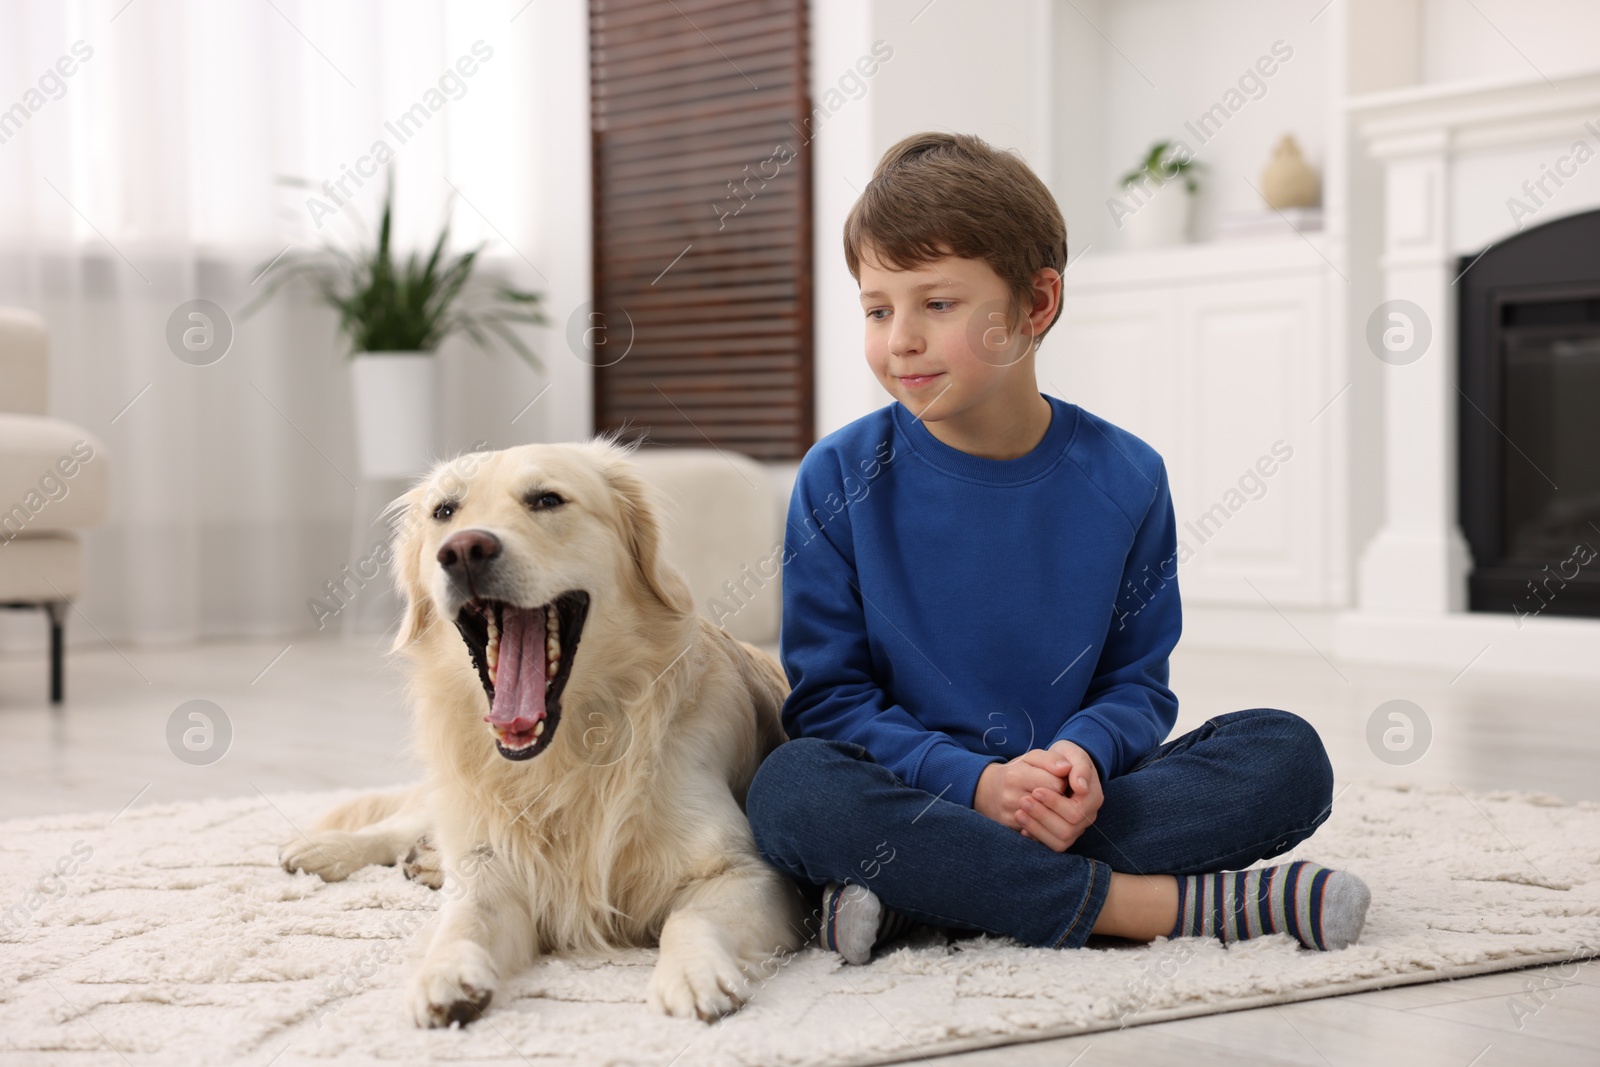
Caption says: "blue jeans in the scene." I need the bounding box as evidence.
[745,708,1335,950]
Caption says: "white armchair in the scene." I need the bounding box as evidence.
[0,308,110,702]
[627,447,783,653]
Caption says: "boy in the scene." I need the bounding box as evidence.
[745,132,1370,964]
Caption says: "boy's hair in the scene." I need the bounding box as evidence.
[843,131,1069,341]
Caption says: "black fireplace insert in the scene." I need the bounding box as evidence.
[1458,207,1600,620]
[1465,206,1600,617]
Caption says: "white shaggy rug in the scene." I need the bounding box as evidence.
[3,779,1599,1067]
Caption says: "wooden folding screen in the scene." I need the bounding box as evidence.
[589,0,814,460]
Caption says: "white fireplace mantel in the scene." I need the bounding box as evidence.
[1351,69,1600,161]
[1333,68,1600,677]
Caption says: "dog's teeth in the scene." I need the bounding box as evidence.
[486,609,499,682]
[534,719,545,737]
[545,602,561,671]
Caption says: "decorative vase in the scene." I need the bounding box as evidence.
[349,352,436,480]
[1261,135,1320,209]
[1122,178,1192,249]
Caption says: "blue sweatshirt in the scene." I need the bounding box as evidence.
[777,392,1182,809]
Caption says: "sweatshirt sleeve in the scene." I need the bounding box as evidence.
[1051,458,1182,782]
[779,452,1002,808]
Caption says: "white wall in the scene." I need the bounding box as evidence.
[583,0,1600,453]
[1091,0,1330,243]
[805,0,1055,440]
[1052,0,1110,255]
[1419,0,1600,85]
[499,0,592,450]
[806,0,878,442]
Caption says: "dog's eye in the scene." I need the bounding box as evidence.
[432,501,458,521]
[528,491,565,511]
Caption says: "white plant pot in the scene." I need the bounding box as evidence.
[349,351,436,480]
[1121,180,1193,249]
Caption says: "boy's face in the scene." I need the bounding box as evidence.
[857,246,1050,423]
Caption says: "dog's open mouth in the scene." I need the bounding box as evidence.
[454,591,590,761]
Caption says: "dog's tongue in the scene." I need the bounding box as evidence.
[489,605,546,731]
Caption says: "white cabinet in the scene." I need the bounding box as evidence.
[1042,240,1343,608]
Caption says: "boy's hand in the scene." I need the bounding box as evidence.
[972,757,1069,832]
[1014,741,1104,853]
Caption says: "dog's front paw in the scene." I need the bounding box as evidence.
[280,831,365,882]
[410,941,497,1028]
[403,836,444,890]
[647,944,750,1022]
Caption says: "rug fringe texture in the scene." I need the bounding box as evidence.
[2,779,1598,1066]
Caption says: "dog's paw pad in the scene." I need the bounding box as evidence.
[439,982,492,1028]
[647,949,750,1022]
[403,836,444,890]
[410,945,498,1028]
[279,833,361,882]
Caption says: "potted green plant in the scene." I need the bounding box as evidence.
[1117,141,1203,249]
[244,172,547,479]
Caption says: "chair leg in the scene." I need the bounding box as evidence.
[45,602,65,704]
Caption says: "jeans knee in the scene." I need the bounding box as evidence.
[751,737,850,794]
[1268,710,1335,828]
[747,737,855,849]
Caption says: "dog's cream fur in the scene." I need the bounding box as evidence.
[279,438,809,1026]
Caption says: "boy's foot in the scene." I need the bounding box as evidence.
[820,881,917,964]
[1169,860,1370,951]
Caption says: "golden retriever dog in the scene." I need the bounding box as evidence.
[278,437,809,1026]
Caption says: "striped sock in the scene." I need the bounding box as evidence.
[1168,860,1371,951]
[819,881,918,964]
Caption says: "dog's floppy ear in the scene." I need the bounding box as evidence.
[602,457,694,617]
[385,485,434,652]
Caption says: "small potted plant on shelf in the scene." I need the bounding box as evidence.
[245,171,547,479]
[1116,140,1203,249]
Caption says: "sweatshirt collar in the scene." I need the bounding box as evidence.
[891,392,1078,485]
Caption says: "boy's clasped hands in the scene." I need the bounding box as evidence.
[972,740,1103,852]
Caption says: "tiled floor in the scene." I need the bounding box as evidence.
[2,634,1597,1065]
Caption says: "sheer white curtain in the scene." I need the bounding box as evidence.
[0,0,589,649]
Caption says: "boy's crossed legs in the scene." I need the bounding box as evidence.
[746,708,1371,962]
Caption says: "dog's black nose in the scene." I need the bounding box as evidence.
[437,529,501,573]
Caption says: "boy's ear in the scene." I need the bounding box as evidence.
[388,486,434,652]
[1028,266,1064,341]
